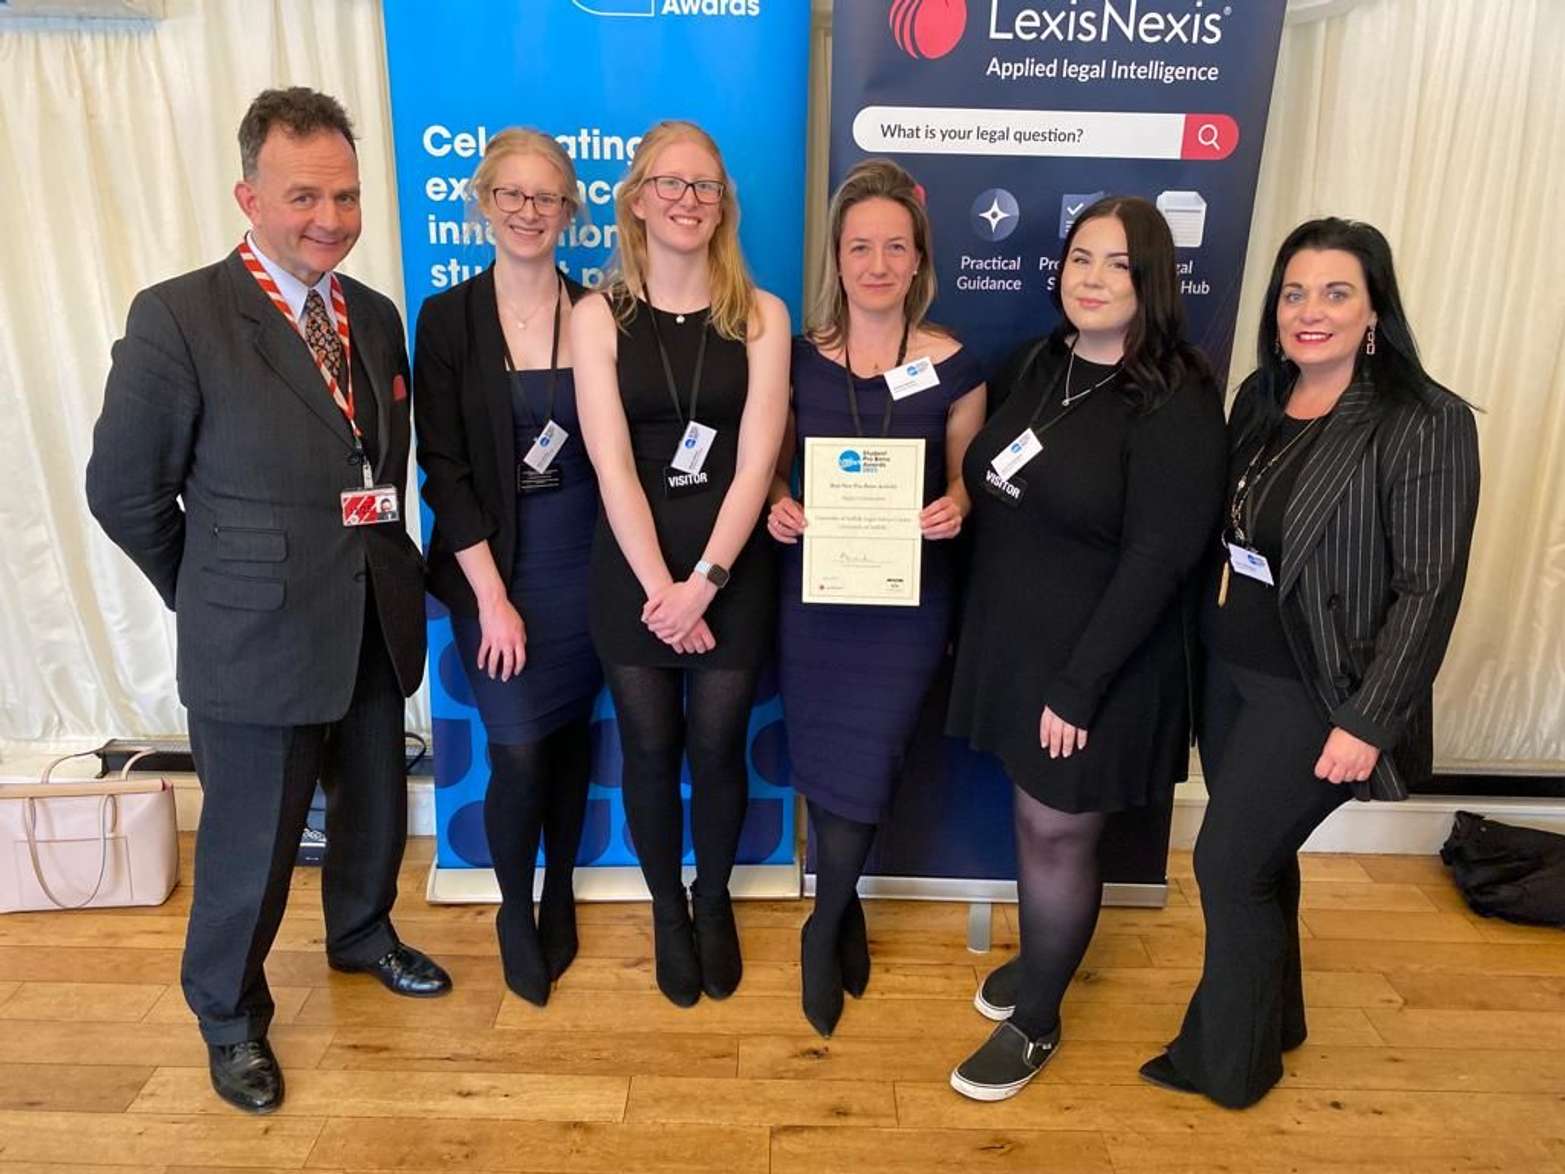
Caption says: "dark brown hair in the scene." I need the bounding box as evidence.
[238,88,356,180]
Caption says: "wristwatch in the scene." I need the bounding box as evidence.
[694,559,730,589]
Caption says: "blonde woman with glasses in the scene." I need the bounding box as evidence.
[572,120,790,1007]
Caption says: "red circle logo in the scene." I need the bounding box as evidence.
[890,0,967,61]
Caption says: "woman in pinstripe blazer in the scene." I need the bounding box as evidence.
[1139,219,1480,1108]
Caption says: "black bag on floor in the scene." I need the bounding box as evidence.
[1440,811,1565,927]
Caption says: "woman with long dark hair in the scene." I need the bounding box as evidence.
[767,159,986,1037]
[1141,218,1480,1108]
[946,196,1226,1100]
[572,121,790,1007]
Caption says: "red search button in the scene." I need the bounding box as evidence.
[1181,115,1238,161]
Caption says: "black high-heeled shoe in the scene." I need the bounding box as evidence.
[800,915,844,1038]
[537,886,579,982]
[495,905,550,1007]
[651,899,702,1008]
[691,885,742,1000]
[839,895,870,998]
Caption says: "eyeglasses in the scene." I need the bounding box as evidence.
[646,175,725,205]
[490,187,566,215]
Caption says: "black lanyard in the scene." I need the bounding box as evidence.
[644,300,709,429]
[1228,416,1324,545]
[841,321,910,439]
[500,273,565,431]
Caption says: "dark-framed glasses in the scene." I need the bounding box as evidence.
[491,187,566,215]
[647,175,725,205]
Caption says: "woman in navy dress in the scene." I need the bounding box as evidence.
[767,160,986,1037]
[574,121,790,1008]
[415,129,602,1006]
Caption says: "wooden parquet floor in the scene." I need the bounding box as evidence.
[1,835,1563,1172]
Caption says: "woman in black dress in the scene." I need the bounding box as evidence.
[1140,219,1479,1107]
[947,197,1226,1100]
[767,159,986,1037]
[572,120,790,1007]
[415,129,601,1005]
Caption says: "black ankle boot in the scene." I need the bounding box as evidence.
[538,880,579,982]
[800,915,844,1038]
[839,895,870,998]
[495,904,550,1007]
[691,885,742,999]
[652,899,702,1007]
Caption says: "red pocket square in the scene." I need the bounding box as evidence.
[393,373,407,402]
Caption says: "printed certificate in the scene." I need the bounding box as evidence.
[802,437,925,606]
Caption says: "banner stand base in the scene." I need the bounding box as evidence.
[426,861,801,905]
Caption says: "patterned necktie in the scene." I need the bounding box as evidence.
[302,288,346,386]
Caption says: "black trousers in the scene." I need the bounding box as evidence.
[183,594,406,1045]
[1166,656,1351,1108]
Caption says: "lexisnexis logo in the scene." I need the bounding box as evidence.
[572,0,761,16]
[891,0,969,61]
[989,0,1229,45]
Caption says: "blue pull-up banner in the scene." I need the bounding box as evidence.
[829,0,1288,892]
[383,0,811,887]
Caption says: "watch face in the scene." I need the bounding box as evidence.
[706,564,730,588]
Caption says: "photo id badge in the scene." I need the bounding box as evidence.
[884,356,940,401]
[522,419,568,474]
[1227,541,1276,586]
[982,467,1026,508]
[990,429,1043,482]
[341,485,400,527]
[664,465,711,499]
[670,421,717,475]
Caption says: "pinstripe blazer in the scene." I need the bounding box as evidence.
[1228,374,1480,801]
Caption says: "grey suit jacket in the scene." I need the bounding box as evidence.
[1228,374,1480,800]
[86,250,426,726]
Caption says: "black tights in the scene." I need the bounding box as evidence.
[484,717,592,989]
[1011,787,1107,1038]
[603,664,760,907]
[808,800,876,943]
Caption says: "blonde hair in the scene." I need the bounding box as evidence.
[605,120,756,342]
[808,158,944,351]
[470,127,582,221]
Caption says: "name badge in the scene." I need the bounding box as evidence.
[990,428,1043,481]
[670,421,717,475]
[517,463,562,494]
[884,356,939,401]
[523,419,568,474]
[664,466,711,499]
[982,467,1026,508]
[1227,541,1275,586]
[341,485,400,527]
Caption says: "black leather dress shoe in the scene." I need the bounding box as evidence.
[330,943,452,997]
[208,1038,284,1114]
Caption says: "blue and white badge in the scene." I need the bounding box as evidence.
[1226,541,1275,587]
[670,421,717,475]
[884,355,939,401]
[523,419,568,474]
[990,428,1043,481]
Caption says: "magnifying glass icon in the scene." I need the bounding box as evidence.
[1197,123,1221,151]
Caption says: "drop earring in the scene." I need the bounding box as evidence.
[1365,323,1377,356]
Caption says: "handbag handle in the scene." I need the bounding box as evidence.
[39,746,159,784]
[22,792,116,911]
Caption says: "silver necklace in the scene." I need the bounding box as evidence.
[1061,345,1123,406]
[500,289,558,332]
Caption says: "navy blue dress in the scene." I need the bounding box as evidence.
[779,337,984,823]
[452,368,602,743]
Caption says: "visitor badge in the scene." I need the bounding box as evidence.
[884,356,939,400]
[990,429,1043,481]
[1227,541,1275,586]
[522,419,568,473]
[341,485,400,527]
[670,421,717,474]
[982,467,1026,508]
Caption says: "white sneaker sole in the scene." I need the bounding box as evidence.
[949,1067,1032,1102]
[973,987,1014,1022]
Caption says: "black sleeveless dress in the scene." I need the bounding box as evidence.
[588,298,776,669]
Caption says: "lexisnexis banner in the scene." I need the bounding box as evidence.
[842,0,1288,379]
[383,0,810,882]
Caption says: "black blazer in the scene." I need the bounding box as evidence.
[1226,373,1480,800]
[86,250,426,725]
[414,266,588,616]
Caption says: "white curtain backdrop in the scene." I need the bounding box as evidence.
[2,0,1562,773]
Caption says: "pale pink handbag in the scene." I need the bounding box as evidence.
[1,749,178,912]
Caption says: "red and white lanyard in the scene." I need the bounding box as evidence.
[237,237,371,487]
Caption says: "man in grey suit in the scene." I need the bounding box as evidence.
[86,87,450,1115]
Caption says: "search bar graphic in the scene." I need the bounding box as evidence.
[853,107,1238,161]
